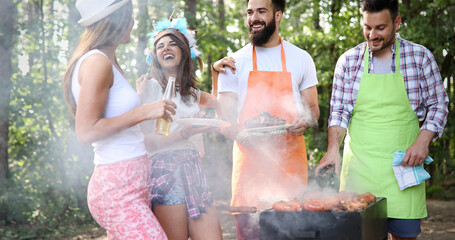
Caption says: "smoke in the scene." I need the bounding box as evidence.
[203,90,320,211]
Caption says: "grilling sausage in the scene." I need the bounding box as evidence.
[303,199,327,211]
[272,201,292,211]
[272,200,304,211]
[289,200,304,211]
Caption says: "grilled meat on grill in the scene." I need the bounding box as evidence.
[272,191,377,212]
[303,199,327,211]
[272,199,304,212]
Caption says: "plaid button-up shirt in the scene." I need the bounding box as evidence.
[328,35,449,139]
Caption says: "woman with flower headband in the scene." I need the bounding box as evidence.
[136,17,222,240]
[63,0,175,238]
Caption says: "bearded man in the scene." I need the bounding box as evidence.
[214,0,320,239]
[315,0,448,239]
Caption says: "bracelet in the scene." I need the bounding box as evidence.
[211,63,218,72]
[180,129,189,139]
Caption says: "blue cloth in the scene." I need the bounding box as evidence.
[392,150,433,191]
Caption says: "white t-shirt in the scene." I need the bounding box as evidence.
[72,49,146,165]
[218,41,318,116]
[141,79,203,156]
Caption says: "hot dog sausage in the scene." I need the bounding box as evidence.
[303,200,326,212]
[272,201,292,211]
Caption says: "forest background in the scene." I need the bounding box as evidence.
[0,0,453,238]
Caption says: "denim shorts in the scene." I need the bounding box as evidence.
[150,149,212,218]
[387,218,421,238]
[154,166,186,206]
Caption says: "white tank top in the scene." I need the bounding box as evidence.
[72,49,146,165]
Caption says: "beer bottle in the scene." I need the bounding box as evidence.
[155,77,176,135]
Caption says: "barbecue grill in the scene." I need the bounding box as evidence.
[259,197,387,240]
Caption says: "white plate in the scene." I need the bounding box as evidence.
[243,124,291,133]
[236,124,292,145]
[175,118,230,127]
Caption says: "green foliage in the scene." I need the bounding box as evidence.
[400,0,455,194]
[2,0,94,232]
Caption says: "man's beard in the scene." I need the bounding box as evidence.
[369,28,396,53]
[248,16,276,46]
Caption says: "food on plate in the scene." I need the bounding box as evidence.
[272,191,377,212]
[243,111,287,128]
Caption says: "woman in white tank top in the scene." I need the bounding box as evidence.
[63,1,176,239]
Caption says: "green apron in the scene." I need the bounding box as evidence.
[339,40,427,219]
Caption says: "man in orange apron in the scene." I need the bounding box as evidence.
[315,1,448,239]
[216,0,320,239]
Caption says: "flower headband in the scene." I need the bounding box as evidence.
[145,17,201,65]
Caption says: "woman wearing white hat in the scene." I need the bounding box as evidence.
[63,0,174,239]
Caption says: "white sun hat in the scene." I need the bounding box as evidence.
[76,0,130,27]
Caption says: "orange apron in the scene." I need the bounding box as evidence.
[231,39,308,209]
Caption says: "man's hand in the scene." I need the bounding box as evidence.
[213,57,236,73]
[402,130,435,166]
[287,117,308,136]
[315,149,341,176]
[315,126,346,176]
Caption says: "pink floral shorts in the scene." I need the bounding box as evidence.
[87,155,167,240]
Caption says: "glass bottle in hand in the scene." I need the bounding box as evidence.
[155,77,176,135]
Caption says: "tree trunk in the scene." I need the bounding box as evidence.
[137,0,150,76]
[312,0,321,30]
[185,0,197,28]
[217,0,225,30]
[0,0,17,186]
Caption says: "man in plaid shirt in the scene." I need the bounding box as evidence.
[315,0,448,239]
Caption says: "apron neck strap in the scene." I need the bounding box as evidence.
[252,38,287,72]
[364,38,401,74]
[394,39,401,72]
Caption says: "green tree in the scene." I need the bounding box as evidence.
[399,0,455,192]
[0,0,18,225]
